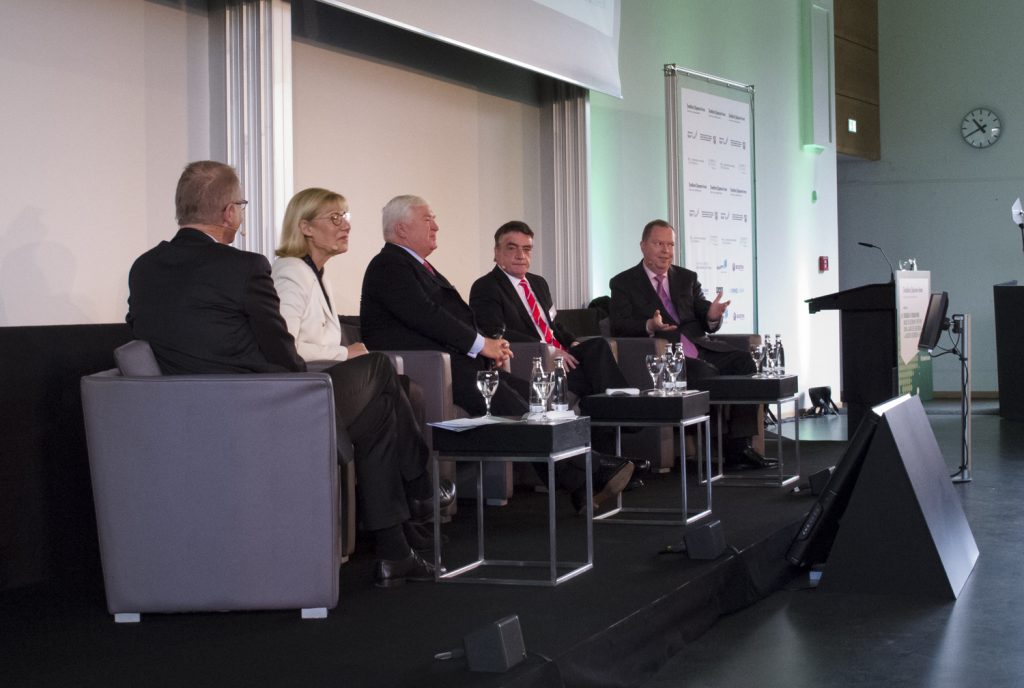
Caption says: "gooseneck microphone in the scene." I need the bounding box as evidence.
[857,241,895,281]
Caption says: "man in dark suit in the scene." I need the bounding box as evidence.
[609,219,773,469]
[127,161,448,587]
[361,196,633,513]
[469,220,628,399]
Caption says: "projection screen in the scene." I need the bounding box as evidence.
[316,0,622,97]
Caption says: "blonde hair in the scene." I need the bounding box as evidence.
[276,188,347,258]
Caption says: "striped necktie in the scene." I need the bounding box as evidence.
[518,278,563,350]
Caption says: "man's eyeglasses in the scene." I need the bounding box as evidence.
[227,200,248,211]
[312,211,351,226]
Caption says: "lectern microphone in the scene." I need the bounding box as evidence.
[857,241,895,280]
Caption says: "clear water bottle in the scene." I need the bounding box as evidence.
[551,357,569,411]
[774,334,785,376]
[529,357,547,414]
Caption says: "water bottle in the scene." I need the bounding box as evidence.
[529,357,547,414]
[551,357,569,411]
[775,334,785,376]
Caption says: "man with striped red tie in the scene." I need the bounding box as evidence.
[469,221,629,399]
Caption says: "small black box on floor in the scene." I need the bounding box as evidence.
[464,615,526,673]
[685,519,726,560]
[695,374,798,401]
[580,391,709,421]
[431,417,590,455]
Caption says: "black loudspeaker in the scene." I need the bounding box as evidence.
[464,615,527,673]
[808,385,840,416]
[819,396,979,599]
[684,519,726,560]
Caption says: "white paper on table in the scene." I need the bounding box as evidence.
[605,388,640,396]
[427,416,519,432]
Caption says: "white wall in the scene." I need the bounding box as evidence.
[291,40,543,317]
[838,0,1024,392]
[589,0,841,399]
[0,0,211,327]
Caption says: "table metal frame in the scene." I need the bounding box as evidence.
[590,413,712,525]
[703,392,801,488]
[432,445,593,586]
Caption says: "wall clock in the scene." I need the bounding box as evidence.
[961,108,1002,148]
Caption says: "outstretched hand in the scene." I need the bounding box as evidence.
[646,309,678,334]
[708,291,731,322]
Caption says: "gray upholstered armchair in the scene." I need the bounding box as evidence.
[80,341,346,623]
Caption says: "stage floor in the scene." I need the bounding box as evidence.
[1,439,839,688]
[642,410,1022,688]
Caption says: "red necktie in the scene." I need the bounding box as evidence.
[518,279,563,350]
[422,260,435,276]
[654,274,699,358]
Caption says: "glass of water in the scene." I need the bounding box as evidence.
[665,347,685,394]
[645,353,666,396]
[750,344,763,378]
[476,369,500,416]
[531,371,554,413]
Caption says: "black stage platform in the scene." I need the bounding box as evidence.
[0,439,840,688]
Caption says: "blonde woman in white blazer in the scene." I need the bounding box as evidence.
[272,187,455,586]
[272,188,368,361]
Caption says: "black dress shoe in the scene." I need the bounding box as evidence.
[571,459,635,515]
[598,455,651,476]
[374,549,436,587]
[409,478,456,523]
[725,447,778,471]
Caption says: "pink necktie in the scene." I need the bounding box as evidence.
[655,274,699,358]
[519,279,564,350]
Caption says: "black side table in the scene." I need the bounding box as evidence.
[699,375,801,488]
[579,391,712,525]
[430,417,593,586]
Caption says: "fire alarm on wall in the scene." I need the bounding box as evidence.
[818,256,829,272]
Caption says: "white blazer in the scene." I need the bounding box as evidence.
[271,256,348,362]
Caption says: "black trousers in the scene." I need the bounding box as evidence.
[450,354,592,493]
[325,353,429,531]
[565,337,629,397]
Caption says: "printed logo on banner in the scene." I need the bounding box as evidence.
[732,262,745,272]
[716,258,728,271]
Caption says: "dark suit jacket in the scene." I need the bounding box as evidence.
[609,261,731,352]
[127,228,305,374]
[469,266,575,348]
[360,242,481,356]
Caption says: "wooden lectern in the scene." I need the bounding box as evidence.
[994,281,1024,420]
[806,282,896,438]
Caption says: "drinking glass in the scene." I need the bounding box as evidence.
[645,354,666,396]
[750,345,763,378]
[476,370,500,416]
[665,348,685,394]
[530,371,554,412]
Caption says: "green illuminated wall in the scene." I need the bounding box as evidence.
[590,0,841,394]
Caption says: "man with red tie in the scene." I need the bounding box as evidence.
[609,219,773,470]
[469,220,629,399]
